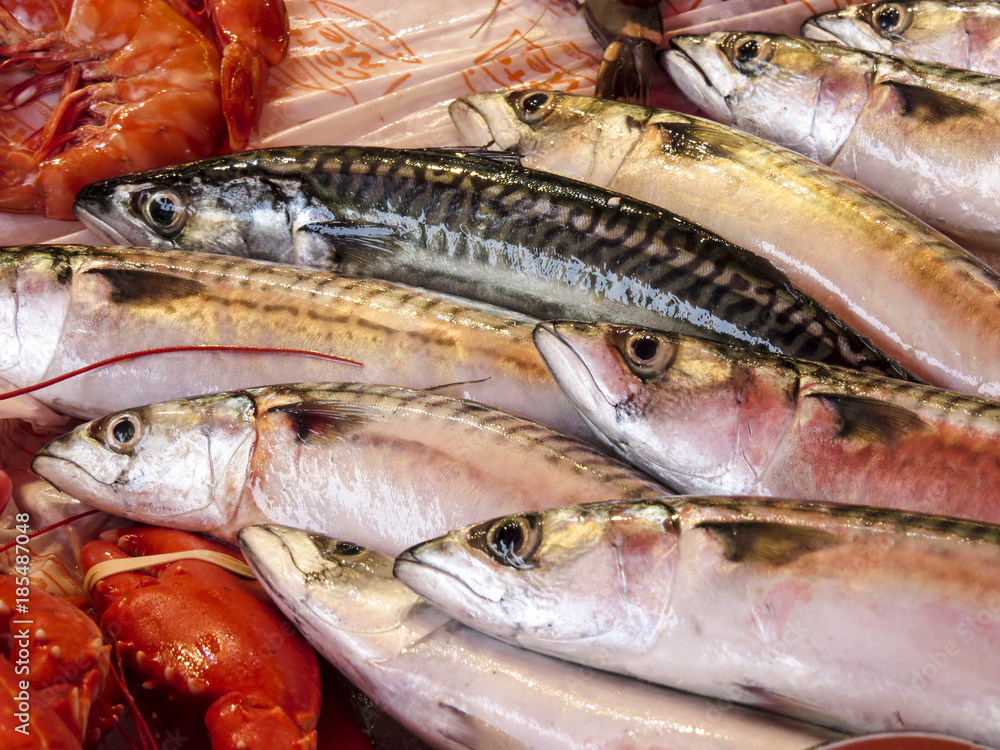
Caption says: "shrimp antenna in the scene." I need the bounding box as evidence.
[479,3,547,63]
[0,345,363,401]
[471,0,503,38]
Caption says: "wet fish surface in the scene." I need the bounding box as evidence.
[239,523,843,750]
[803,0,1000,75]
[72,145,900,375]
[396,497,1000,743]
[450,89,1000,398]
[534,320,1000,524]
[664,32,1000,258]
[31,383,669,552]
[0,244,591,439]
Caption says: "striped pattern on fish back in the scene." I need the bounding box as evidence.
[677,496,1000,549]
[253,146,899,375]
[249,382,671,498]
[68,244,541,341]
[648,111,992,274]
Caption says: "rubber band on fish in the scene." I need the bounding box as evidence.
[0,345,363,401]
[84,550,256,596]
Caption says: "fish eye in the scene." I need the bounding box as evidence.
[870,3,912,39]
[102,413,144,454]
[623,332,678,378]
[333,541,365,556]
[468,513,543,569]
[507,90,554,125]
[139,188,187,237]
[727,34,773,75]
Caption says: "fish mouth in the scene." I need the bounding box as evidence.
[71,203,130,245]
[533,322,617,412]
[449,99,496,148]
[799,18,847,44]
[31,451,124,512]
[395,545,509,612]
[661,37,733,123]
[800,15,889,52]
[449,95,522,151]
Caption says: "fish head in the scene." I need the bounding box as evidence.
[449,90,652,184]
[801,3,905,53]
[535,321,759,494]
[663,32,869,162]
[32,392,258,528]
[0,246,78,386]
[802,2,963,63]
[395,500,679,655]
[239,525,449,665]
[73,154,304,261]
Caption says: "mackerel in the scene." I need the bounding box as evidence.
[534,320,1000,524]
[0,245,590,438]
[239,524,842,750]
[70,145,900,375]
[803,0,1000,75]
[664,32,1000,259]
[31,383,669,552]
[396,497,1000,742]
[449,90,1000,398]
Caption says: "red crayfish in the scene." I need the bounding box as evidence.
[81,525,322,749]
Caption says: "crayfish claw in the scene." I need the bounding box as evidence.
[206,692,318,750]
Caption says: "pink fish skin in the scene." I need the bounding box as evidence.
[534,320,1000,524]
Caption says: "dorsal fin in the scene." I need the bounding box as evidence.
[807,392,932,443]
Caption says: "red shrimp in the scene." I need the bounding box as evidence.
[0,0,226,219]
[165,0,290,150]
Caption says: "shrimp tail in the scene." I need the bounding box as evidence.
[221,43,269,150]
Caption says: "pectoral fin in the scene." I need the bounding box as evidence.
[84,268,208,305]
[265,401,381,444]
[300,221,404,266]
[438,703,533,750]
[880,81,983,124]
[807,393,932,443]
[696,521,843,566]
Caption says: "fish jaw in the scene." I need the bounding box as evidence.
[0,247,75,388]
[532,321,633,445]
[31,394,257,528]
[395,501,679,660]
[662,37,735,123]
[449,95,519,151]
[239,525,448,666]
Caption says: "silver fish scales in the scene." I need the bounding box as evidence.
[396,496,1000,743]
[31,382,670,552]
[0,244,592,439]
[71,145,902,377]
[239,523,843,750]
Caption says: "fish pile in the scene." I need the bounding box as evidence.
[3,0,1000,748]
